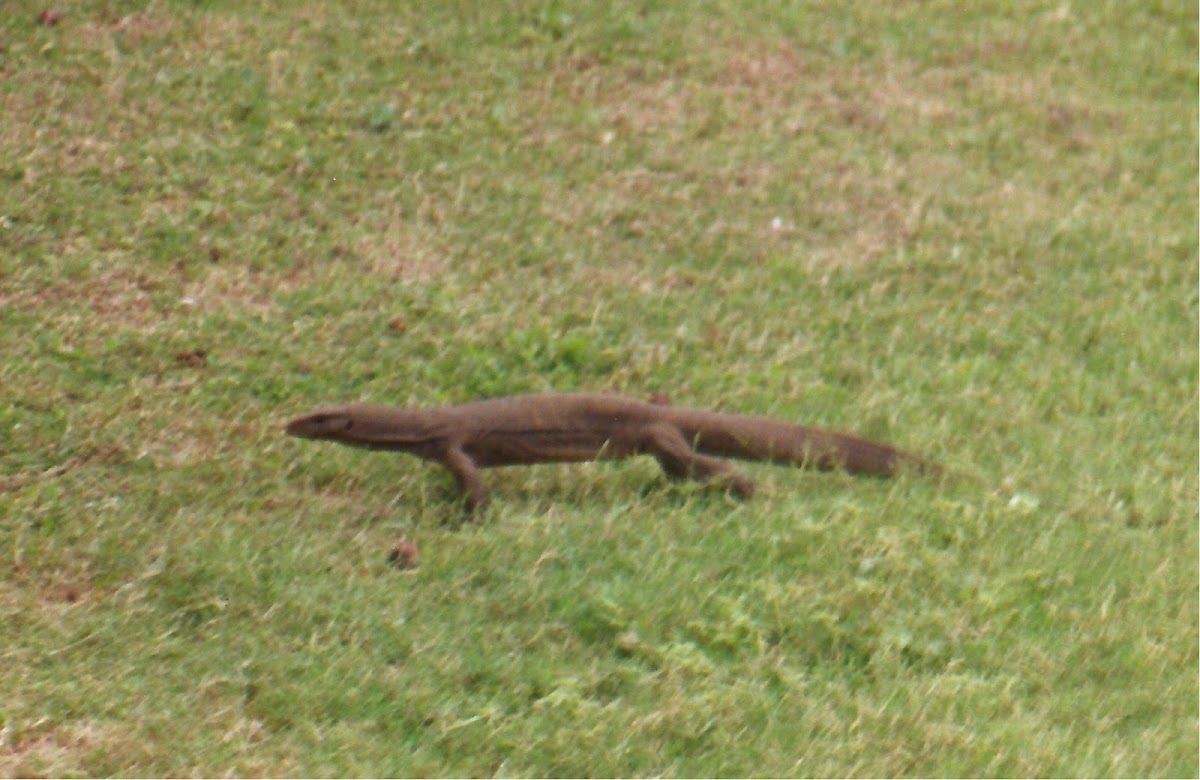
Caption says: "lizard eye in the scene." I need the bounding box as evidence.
[343,419,354,431]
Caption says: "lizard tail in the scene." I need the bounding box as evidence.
[664,408,936,477]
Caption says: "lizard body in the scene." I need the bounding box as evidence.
[285,392,936,511]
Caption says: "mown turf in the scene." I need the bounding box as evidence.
[1,1,1196,776]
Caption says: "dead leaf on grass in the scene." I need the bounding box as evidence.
[388,539,420,569]
[174,349,208,369]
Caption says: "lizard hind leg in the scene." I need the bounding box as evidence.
[639,423,756,499]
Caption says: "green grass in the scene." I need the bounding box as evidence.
[1,0,1196,775]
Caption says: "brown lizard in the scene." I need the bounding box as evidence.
[285,392,937,512]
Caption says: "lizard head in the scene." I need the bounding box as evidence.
[285,407,357,440]
[285,403,446,450]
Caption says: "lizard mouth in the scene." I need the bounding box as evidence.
[284,419,307,436]
[285,414,327,437]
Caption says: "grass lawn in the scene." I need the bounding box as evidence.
[1,0,1196,776]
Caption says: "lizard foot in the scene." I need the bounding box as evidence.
[734,476,756,499]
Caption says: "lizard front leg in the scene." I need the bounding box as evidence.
[639,423,756,499]
[441,444,489,513]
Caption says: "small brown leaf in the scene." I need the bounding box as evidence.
[387,316,407,333]
[38,9,63,26]
[175,349,208,369]
[388,539,419,569]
